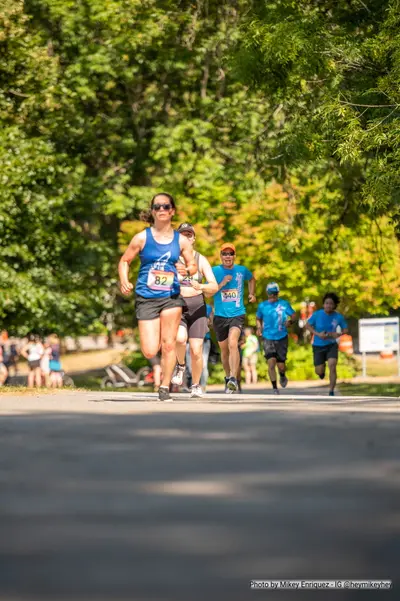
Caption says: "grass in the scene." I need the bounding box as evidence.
[339,383,400,397]
[353,355,400,377]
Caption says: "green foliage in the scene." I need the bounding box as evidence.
[2,0,400,338]
[235,0,400,224]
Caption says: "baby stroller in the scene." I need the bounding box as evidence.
[101,364,151,389]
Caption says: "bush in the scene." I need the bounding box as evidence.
[123,350,149,372]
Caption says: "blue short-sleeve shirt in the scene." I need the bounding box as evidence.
[308,310,348,347]
[256,299,295,340]
[212,265,253,318]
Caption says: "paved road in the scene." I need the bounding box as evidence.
[0,391,399,601]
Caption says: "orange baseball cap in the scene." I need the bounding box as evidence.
[220,243,236,253]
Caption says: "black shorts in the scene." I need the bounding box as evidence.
[213,315,245,342]
[180,294,209,339]
[28,359,41,370]
[312,343,338,366]
[135,294,185,321]
[263,336,288,362]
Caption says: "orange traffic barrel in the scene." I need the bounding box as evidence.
[338,334,353,355]
[380,350,394,359]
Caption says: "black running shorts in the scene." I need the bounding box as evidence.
[135,294,185,321]
[312,343,338,366]
[180,294,209,339]
[262,336,288,363]
[213,315,245,342]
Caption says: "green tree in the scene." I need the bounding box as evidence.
[236,0,400,224]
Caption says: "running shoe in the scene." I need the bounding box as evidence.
[224,376,229,393]
[279,373,288,388]
[227,377,238,392]
[158,386,173,402]
[329,391,335,397]
[190,384,203,398]
[273,388,280,395]
[171,363,185,386]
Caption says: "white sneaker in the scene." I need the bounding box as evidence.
[171,363,185,386]
[190,384,203,398]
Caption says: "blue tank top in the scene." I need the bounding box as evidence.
[135,228,181,298]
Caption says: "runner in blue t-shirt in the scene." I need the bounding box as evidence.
[211,242,256,393]
[306,292,348,396]
[256,282,296,394]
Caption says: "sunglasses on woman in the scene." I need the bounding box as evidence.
[152,203,172,211]
[221,251,235,256]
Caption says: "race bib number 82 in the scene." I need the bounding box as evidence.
[147,269,174,291]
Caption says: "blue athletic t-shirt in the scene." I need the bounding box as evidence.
[308,309,348,347]
[212,264,253,318]
[256,299,295,340]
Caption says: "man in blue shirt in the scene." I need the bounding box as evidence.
[256,282,296,394]
[211,243,256,393]
[306,292,348,396]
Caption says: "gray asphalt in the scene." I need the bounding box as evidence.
[0,391,399,601]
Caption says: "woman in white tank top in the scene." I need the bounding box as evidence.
[21,335,44,388]
[172,223,217,398]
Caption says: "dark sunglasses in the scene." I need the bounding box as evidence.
[221,251,235,256]
[152,203,172,211]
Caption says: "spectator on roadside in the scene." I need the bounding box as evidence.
[1,337,19,376]
[48,334,63,388]
[0,346,8,386]
[21,335,44,388]
[242,327,259,384]
[41,341,52,387]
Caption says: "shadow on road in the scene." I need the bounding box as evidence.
[0,408,399,600]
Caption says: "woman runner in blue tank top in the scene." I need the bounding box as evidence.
[118,193,197,401]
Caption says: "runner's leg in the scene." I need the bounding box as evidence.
[218,338,230,378]
[176,325,188,365]
[328,357,338,393]
[159,306,182,388]
[189,338,204,385]
[227,327,241,378]
[138,319,161,358]
[268,357,278,389]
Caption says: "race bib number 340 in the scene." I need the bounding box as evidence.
[221,288,238,302]
[147,269,174,291]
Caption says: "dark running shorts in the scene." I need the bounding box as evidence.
[312,343,338,366]
[135,294,185,321]
[180,294,209,339]
[28,359,41,370]
[262,336,289,363]
[213,315,245,342]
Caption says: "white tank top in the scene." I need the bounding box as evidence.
[178,251,203,288]
[28,343,43,361]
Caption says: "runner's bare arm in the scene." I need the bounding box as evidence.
[256,317,263,337]
[118,232,145,295]
[179,235,197,275]
[285,312,297,327]
[214,274,232,293]
[193,256,218,295]
[248,276,256,303]
[328,327,349,339]
[305,322,327,339]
